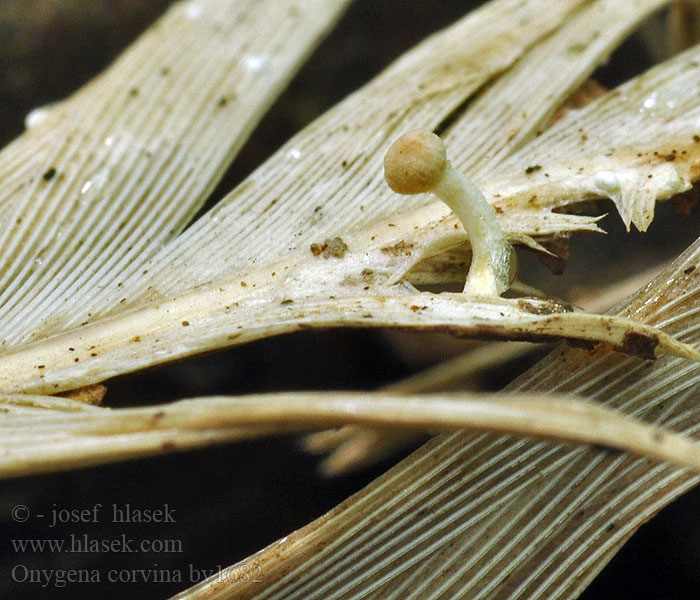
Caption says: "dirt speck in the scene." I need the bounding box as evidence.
[361,268,375,282]
[381,240,413,256]
[619,330,659,360]
[262,198,278,213]
[310,237,348,258]
[517,299,573,315]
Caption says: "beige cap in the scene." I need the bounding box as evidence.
[383,130,447,195]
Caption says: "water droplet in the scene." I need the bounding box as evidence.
[244,55,267,73]
[593,170,620,194]
[184,1,202,19]
[287,148,301,160]
[642,92,658,110]
[654,164,685,199]
[104,136,114,146]
[79,167,110,199]
[25,105,53,129]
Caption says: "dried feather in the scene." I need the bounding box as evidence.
[1,0,698,396]
[3,391,700,482]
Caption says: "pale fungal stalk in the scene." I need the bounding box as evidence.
[384,129,515,296]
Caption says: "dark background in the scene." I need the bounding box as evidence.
[1,1,699,598]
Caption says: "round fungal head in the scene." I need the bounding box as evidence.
[384,130,447,195]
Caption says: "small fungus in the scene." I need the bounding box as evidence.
[383,129,515,296]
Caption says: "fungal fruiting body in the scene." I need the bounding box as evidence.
[384,129,514,296]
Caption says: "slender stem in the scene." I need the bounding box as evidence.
[435,165,512,295]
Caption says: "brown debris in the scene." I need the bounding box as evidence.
[535,233,571,275]
[619,330,659,360]
[56,383,107,406]
[310,237,348,258]
[380,240,414,256]
[517,299,573,315]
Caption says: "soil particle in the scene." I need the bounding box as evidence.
[310,237,348,258]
